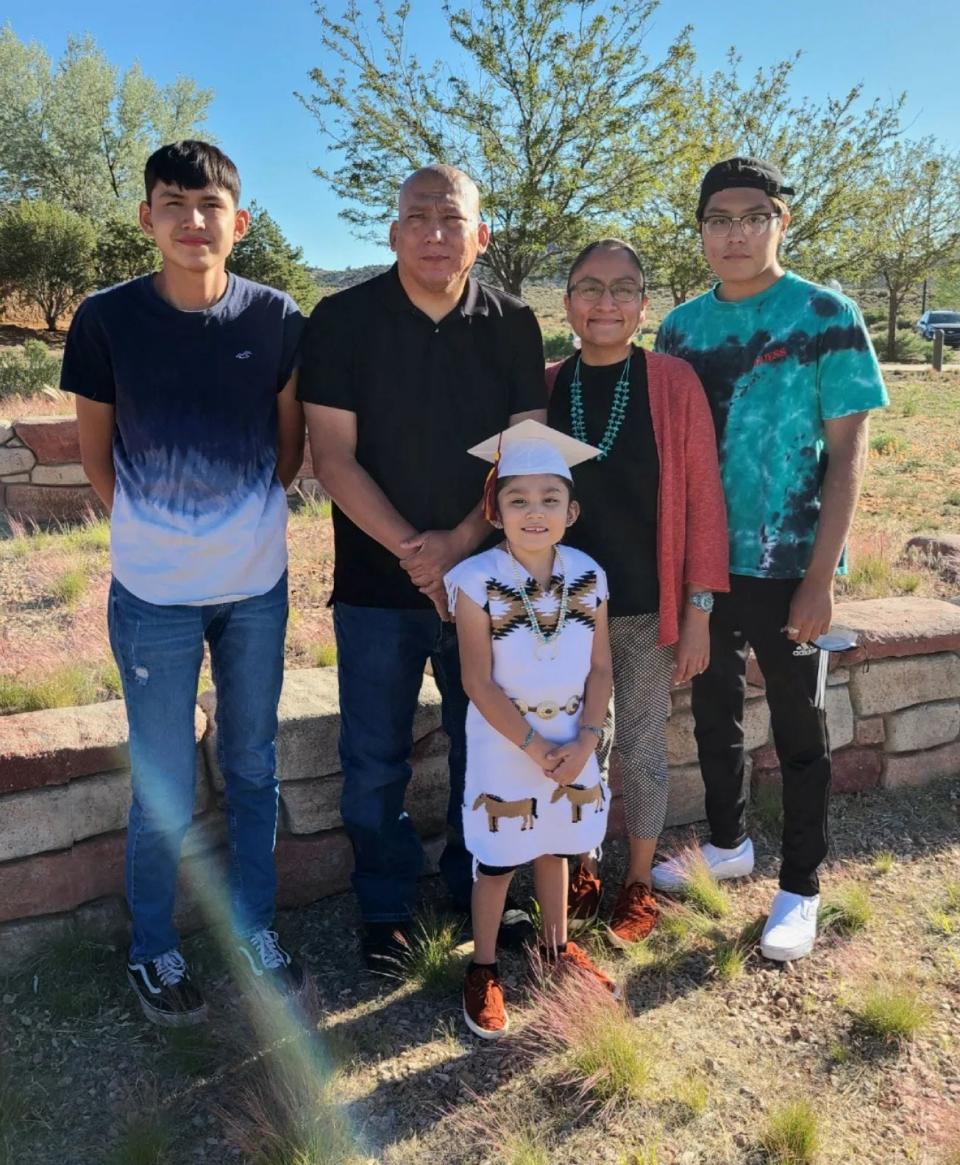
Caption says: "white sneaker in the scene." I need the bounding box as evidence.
[650,838,755,893]
[760,890,820,962]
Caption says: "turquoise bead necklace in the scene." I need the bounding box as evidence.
[569,350,632,460]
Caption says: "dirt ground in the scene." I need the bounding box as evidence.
[1,778,957,1165]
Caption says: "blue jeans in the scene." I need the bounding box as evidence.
[108,573,288,962]
[334,603,472,922]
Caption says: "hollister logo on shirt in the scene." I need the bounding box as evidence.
[754,346,788,368]
[235,350,253,359]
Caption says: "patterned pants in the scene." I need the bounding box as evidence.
[607,613,674,839]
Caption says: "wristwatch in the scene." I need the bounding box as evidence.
[688,592,714,614]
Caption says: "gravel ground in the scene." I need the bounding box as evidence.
[2,777,958,1165]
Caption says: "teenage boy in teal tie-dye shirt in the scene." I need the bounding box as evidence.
[653,156,887,963]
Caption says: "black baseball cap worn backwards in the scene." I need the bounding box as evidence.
[697,156,795,220]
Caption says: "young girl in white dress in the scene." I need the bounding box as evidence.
[444,420,617,1039]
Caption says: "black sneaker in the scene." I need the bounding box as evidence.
[236,929,306,995]
[361,921,412,973]
[127,949,208,1027]
[498,897,537,950]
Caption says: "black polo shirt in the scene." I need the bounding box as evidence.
[298,264,546,608]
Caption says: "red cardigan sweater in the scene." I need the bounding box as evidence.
[546,349,729,647]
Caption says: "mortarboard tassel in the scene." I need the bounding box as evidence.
[481,432,504,523]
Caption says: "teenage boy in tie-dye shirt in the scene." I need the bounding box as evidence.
[654,156,887,963]
[62,141,306,1025]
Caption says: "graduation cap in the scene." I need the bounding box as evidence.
[468,419,599,522]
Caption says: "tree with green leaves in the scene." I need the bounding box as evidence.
[228,203,321,310]
[95,218,160,288]
[860,139,960,361]
[300,0,692,295]
[631,51,903,304]
[0,26,212,220]
[0,200,96,329]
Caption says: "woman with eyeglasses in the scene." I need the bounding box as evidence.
[545,238,728,944]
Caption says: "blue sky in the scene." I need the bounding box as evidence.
[4,1,958,269]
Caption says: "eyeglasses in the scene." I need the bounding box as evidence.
[568,279,645,303]
[701,212,782,238]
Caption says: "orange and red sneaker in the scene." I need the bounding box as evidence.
[606,881,660,948]
[462,963,509,1039]
[555,940,621,1000]
[568,862,603,932]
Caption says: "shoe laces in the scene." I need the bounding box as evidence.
[248,929,289,970]
[153,949,187,987]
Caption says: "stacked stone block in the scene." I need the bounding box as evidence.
[0,415,321,522]
[0,416,102,522]
[1,597,958,972]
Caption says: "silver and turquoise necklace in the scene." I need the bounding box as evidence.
[506,546,569,660]
[569,351,631,460]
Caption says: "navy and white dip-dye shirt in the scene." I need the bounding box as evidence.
[61,273,303,605]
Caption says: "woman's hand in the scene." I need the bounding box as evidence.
[672,608,710,685]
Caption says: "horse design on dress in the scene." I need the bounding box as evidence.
[472,793,538,833]
[550,781,606,823]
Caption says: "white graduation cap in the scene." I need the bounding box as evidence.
[469,418,599,481]
[469,419,599,521]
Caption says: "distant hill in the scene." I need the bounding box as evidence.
[309,262,565,291]
[309,265,390,290]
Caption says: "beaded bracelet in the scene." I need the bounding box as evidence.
[519,726,536,751]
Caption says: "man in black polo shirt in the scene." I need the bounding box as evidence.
[298,164,546,966]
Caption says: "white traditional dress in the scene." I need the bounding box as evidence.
[445,543,610,870]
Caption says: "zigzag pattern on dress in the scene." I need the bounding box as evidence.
[486,570,600,640]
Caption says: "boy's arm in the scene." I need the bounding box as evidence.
[75,396,116,512]
[276,371,305,490]
[786,411,871,643]
[455,590,559,773]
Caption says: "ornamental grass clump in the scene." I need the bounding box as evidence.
[103,1112,176,1165]
[222,1043,362,1165]
[710,939,747,982]
[850,982,931,1044]
[758,1098,820,1164]
[519,963,650,1110]
[682,852,731,919]
[395,911,464,997]
[820,883,872,937]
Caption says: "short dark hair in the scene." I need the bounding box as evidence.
[566,239,645,294]
[144,140,241,205]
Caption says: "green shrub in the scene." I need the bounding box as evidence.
[0,340,62,399]
[543,330,575,360]
[870,433,907,456]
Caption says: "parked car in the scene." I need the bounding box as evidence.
[915,310,960,347]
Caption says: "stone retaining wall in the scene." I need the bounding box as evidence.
[1,596,959,972]
[0,415,320,522]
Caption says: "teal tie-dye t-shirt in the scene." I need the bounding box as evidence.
[655,272,888,579]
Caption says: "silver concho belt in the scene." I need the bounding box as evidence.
[512,694,582,720]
